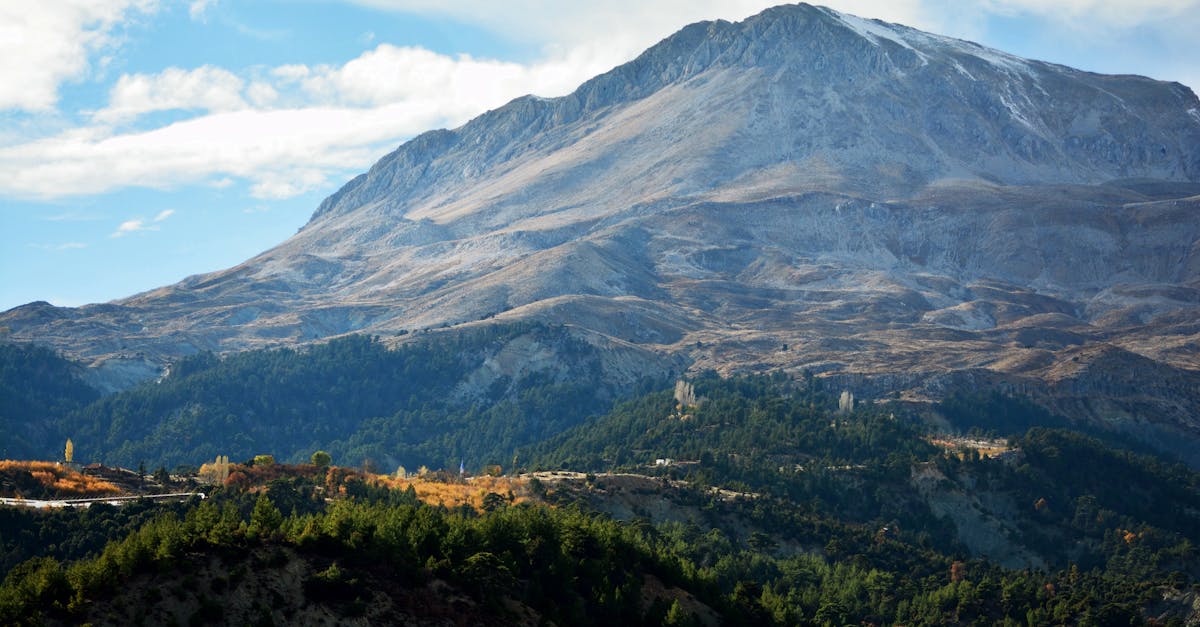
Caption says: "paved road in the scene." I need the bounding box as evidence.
[0,492,205,509]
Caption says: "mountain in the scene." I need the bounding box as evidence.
[4,4,1200,457]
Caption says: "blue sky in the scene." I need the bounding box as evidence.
[2,0,1198,312]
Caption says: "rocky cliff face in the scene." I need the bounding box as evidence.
[4,4,1199,451]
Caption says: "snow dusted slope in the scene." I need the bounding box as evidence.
[308,3,1198,228]
[4,4,1200,458]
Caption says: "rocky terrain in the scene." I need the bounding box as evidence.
[4,4,1199,455]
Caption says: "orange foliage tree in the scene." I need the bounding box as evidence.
[0,460,120,497]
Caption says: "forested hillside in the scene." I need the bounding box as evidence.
[0,343,98,460]
[3,324,656,470]
[4,351,1200,623]
[3,444,1198,625]
[528,375,1200,572]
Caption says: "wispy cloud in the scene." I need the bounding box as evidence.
[154,209,175,221]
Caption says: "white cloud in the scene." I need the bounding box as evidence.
[250,168,335,200]
[2,103,431,199]
[0,39,622,200]
[298,44,604,109]
[154,209,174,221]
[95,66,247,124]
[112,218,153,237]
[0,1,156,112]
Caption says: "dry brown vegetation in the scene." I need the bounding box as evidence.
[192,460,534,513]
[0,460,121,497]
[927,436,1012,459]
[372,474,533,511]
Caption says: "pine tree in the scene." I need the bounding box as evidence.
[248,493,283,538]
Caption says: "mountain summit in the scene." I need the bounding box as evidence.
[313,3,1198,225]
[5,4,1200,456]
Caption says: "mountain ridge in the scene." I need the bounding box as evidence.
[309,2,1199,228]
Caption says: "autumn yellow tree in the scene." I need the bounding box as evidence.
[198,455,231,485]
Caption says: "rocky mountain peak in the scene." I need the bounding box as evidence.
[308,3,1199,228]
